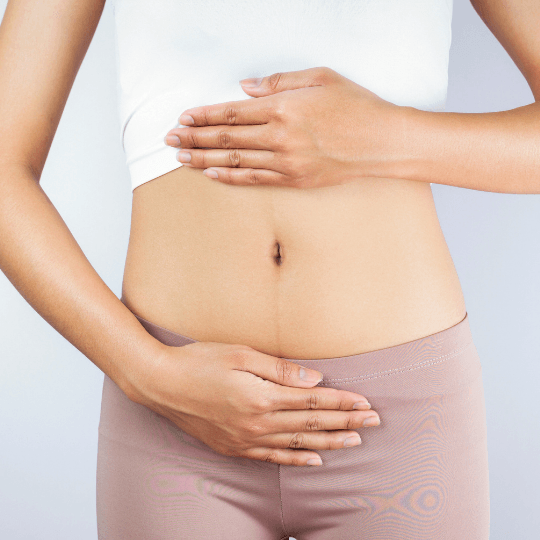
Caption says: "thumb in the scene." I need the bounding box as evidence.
[239,66,337,96]
[239,349,324,388]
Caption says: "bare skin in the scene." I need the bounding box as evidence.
[1,0,539,466]
[120,158,467,465]
[123,166,466,359]
[0,0,382,467]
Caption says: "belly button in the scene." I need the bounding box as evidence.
[272,241,283,266]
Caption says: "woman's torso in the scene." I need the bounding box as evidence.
[116,0,465,360]
[122,168,466,359]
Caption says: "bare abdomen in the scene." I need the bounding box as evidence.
[121,165,466,360]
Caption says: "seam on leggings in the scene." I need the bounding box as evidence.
[278,464,288,538]
[318,340,474,385]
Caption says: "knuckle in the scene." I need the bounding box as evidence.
[306,392,321,410]
[187,130,198,147]
[288,432,305,449]
[247,168,260,185]
[203,108,211,126]
[200,152,207,168]
[267,72,284,91]
[224,106,238,125]
[260,394,275,412]
[217,130,233,148]
[305,414,323,431]
[250,396,270,414]
[264,390,278,411]
[228,148,241,168]
[226,346,250,368]
[242,418,266,437]
[275,357,294,383]
[276,152,293,173]
[346,414,356,431]
[318,66,336,81]
[270,102,287,121]
[264,450,280,464]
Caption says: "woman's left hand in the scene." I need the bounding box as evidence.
[164,66,408,188]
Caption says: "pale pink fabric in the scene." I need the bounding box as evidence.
[97,304,490,539]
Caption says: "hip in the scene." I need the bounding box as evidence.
[97,308,489,539]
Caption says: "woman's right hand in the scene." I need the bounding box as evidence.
[124,341,381,466]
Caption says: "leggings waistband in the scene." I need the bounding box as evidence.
[122,296,473,384]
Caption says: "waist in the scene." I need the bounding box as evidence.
[122,166,466,359]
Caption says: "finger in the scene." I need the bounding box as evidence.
[264,408,381,434]
[201,166,293,187]
[254,429,362,451]
[178,95,276,127]
[239,67,339,97]
[169,124,272,152]
[269,385,372,412]
[241,446,323,467]
[231,351,325,389]
[175,148,282,172]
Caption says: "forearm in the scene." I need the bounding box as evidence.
[0,164,167,398]
[380,101,540,194]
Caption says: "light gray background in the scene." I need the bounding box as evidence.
[1,1,539,538]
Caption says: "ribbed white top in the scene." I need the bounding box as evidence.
[111,0,453,191]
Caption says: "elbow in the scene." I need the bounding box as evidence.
[0,156,42,183]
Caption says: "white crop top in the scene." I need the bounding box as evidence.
[111,0,453,192]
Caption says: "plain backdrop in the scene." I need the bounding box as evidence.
[1,1,539,539]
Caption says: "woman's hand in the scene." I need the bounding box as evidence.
[125,340,381,466]
[164,66,409,189]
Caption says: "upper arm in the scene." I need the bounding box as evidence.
[469,0,540,100]
[0,0,106,179]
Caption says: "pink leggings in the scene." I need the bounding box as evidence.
[97,306,490,539]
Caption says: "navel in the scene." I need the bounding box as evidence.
[272,240,283,266]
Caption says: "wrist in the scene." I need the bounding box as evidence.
[116,332,171,404]
[361,104,427,183]
[393,105,438,184]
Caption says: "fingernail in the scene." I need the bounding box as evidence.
[240,77,263,88]
[177,151,192,163]
[203,169,218,179]
[353,401,371,409]
[299,367,323,383]
[179,114,195,125]
[343,435,361,447]
[363,416,380,427]
[165,135,180,145]
[307,457,322,466]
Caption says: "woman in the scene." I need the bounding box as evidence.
[1,0,538,538]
